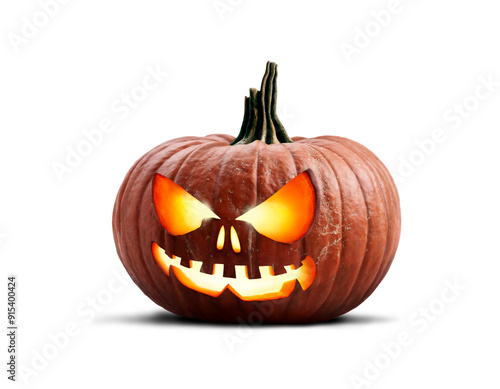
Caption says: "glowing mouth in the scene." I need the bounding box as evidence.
[152,243,316,301]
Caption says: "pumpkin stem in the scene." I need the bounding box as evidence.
[230,62,293,145]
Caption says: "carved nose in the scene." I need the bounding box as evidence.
[216,225,241,253]
[230,226,241,253]
[216,226,225,250]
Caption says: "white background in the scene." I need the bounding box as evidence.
[1,0,499,388]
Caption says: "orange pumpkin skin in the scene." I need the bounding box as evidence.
[112,63,401,323]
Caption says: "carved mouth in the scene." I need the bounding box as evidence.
[152,243,316,301]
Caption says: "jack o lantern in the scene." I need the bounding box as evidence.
[112,62,401,323]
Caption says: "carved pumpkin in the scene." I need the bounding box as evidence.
[112,62,401,323]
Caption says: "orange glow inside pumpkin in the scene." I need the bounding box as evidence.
[230,226,241,253]
[216,226,225,250]
[151,171,317,300]
[153,174,219,236]
[236,172,316,243]
[152,242,316,301]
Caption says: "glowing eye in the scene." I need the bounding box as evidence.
[236,172,316,243]
[153,174,219,236]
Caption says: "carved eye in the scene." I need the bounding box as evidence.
[236,172,316,243]
[153,174,219,236]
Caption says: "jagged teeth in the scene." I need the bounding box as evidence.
[235,265,248,279]
[166,249,302,280]
[212,263,224,277]
[168,253,181,267]
[259,266,274,278]
[189,260,202,272]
